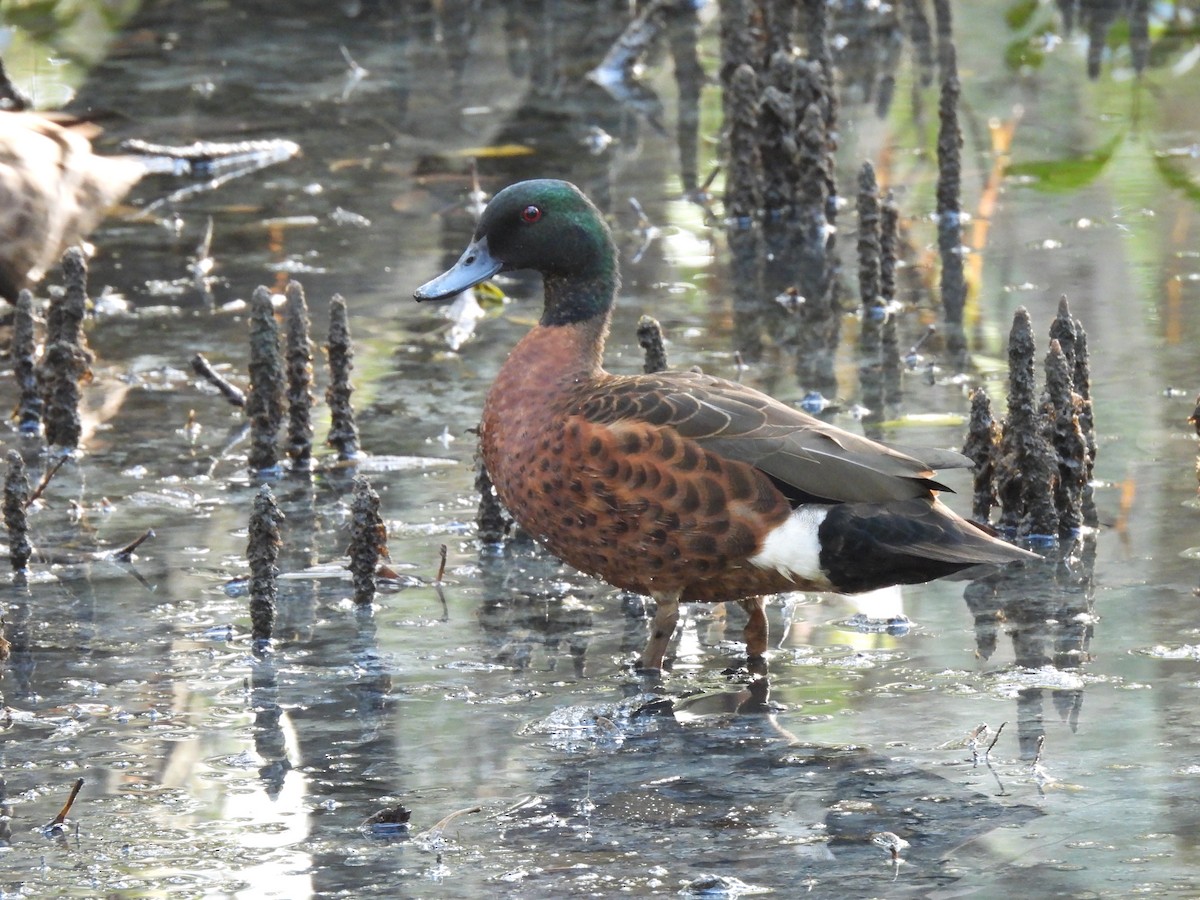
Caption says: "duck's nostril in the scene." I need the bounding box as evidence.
[465,255,476,265]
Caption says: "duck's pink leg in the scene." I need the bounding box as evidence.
[641,592,681,671]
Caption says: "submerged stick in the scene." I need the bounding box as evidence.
[246,286,285,475]
[3,451,32,571]
[325,295,361,461]
[191,353,246,407]
[25,456,68,508]
[436,544,448,584]
[284,281,315,472]
[112,529,155,564]
[248,484,284,646]
[48,777,84,828]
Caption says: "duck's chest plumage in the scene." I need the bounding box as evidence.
[479,323,820,602]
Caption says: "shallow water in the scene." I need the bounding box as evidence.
[2,1,1200,897]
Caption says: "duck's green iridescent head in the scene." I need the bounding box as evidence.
[414,179,619,327]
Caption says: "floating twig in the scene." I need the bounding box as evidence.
[112,529,155,564]
[47,777,84,829]
[436,544,448,584]
[191,353,246,407]
[26,456,68,508]
[986,721,1007,757]
[425,805,482,837]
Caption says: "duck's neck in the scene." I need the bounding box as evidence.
[539,261,618,328]
[501,309,611,389]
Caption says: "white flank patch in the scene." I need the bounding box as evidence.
[748,505,830,582]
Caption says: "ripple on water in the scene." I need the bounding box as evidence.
[1138,644,1200,660]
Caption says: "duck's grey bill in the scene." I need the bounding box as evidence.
[413,237,503,302]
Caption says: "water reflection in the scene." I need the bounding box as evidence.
[964,534,1097,759]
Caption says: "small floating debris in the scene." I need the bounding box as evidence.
[680,872,766,898]
[871,830,910,863]
[798,392,832,415]
[361,802,412,836]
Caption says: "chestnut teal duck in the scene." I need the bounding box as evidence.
[415,179,1035,671]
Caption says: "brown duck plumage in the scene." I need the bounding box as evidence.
[416,179,1035,670]
[0,111,144,299]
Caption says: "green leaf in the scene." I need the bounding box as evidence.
[1004,37,1045,71]
[1007,134,1124,192]
[1005,0,1040,30]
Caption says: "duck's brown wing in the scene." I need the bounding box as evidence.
[576,370,954,505]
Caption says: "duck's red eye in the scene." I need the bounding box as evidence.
[521,205,542,224]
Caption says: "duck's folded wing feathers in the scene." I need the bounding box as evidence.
[578,371,957,505]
